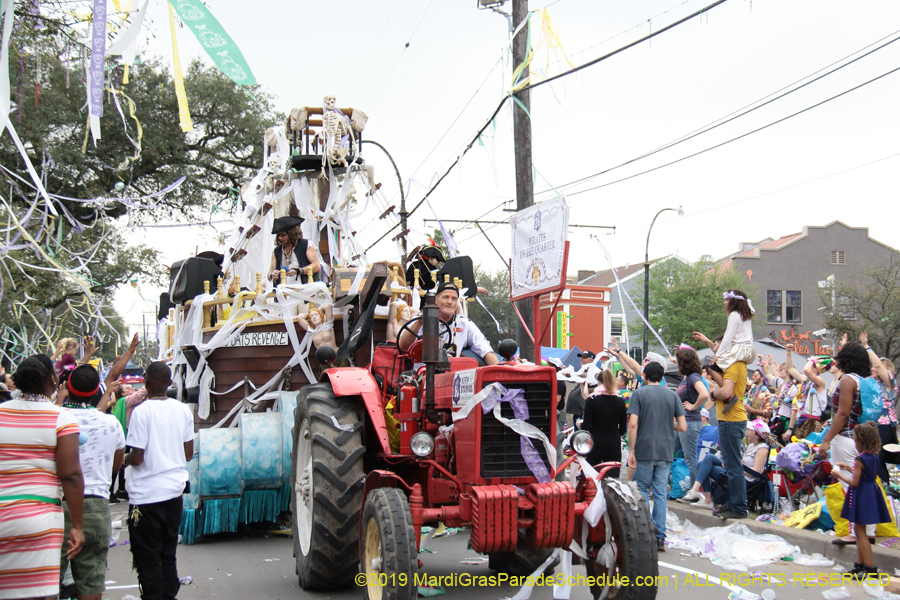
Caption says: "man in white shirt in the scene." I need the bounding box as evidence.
[60,365,126,600]
[398,282,499,366]
[123,362,194,600]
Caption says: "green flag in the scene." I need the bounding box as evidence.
[168,0,256,86]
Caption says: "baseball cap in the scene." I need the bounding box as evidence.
[701,409,710,418]
[578,350,597,360]
[435,281,459,297]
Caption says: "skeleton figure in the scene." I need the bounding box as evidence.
[319,95,352,169]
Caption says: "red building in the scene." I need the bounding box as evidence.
[539,283,610,352]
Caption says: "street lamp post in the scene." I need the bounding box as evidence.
[643,206,684,357]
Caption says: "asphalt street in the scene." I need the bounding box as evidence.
[101,503,889,600]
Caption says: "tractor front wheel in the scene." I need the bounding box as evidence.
[360,488,418,600]
[291,383,365,590]
[585,481,658,600]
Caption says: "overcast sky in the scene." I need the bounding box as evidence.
[113,0,900,329]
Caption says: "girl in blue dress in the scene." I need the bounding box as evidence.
[833,421,892,579]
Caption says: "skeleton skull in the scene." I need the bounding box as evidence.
[323,95,336,111]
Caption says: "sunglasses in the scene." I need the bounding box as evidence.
[276,232,288,238]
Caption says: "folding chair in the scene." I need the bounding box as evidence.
[710,464,775,514]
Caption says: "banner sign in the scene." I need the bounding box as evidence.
[167,0,256,86]
[509,195,568,301]
[226,331,288,347]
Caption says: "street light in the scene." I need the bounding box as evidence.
[643,206,684,357]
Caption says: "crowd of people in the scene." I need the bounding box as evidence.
[559,289,898,578]
[0,336,193,600]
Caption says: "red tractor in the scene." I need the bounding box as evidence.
[290,291,658,600]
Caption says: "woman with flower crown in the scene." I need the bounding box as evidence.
[690,289,757,520]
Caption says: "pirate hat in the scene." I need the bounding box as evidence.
[272,216,304,234]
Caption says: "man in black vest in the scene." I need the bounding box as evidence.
[267,216,321,284]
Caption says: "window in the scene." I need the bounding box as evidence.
[839,296,856,320]
[767,290,782,323]
[831,250,845,265]
[785,291,802,323]
[767,289,802,323]
[611,316,624,340]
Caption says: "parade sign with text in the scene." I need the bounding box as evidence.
[509,196,569,301]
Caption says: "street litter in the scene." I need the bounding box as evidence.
[791,552,833,567]
[264,558,281,562]
[460,557,488,565]
[822,588,850,600]
[666,515,798,570]
[179,576,193,585]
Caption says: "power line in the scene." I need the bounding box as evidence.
[369,0,437,113]
[539,28,900,198]
[564,62,900,198]
[342,0,403,100]
[367,0,730,250]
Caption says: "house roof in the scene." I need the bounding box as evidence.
[716,232,802,270]
[579,263,645,287]
[577,255,688,287]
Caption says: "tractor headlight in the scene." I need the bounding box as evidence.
[410,432,435,457]
[571,431,594,456]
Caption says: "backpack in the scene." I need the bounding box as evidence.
[846,373,882,424]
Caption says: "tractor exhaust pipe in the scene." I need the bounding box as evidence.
[421,291,441,424]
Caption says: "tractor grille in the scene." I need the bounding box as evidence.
[480,381,553,479]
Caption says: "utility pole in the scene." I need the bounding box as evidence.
[512,0,534,361]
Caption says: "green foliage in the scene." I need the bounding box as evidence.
[631,258,754,353]
[820,255,900,364]
[0,13,280,363]
[466,264,518,350]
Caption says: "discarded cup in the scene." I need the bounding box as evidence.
[179,576,193,585]
[111,520,122,529]
[821,587,850,600]
[762,589,776,600]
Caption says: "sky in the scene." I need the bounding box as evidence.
[112,0,900,331]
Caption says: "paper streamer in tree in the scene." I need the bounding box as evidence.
[594,236,671,357]
[167,0,256,87]
[168,3,193,132]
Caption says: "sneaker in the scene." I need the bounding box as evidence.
[678,490,702,504]
[714,508,748,520]
[694,500,715,509]
[657,538,665,552]
[115,490,129,500]
[109,494,120,504]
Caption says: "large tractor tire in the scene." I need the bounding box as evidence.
[585,481,658,600]
[360,488,418,600]
[488,536,556,577]
[291,383,365,590]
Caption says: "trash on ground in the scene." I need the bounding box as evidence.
[791,552,833,567]
[179,576,193,585]
[821,588,850,600]
[418,585,447,597]
[666,519,794,570]
[460,557,488,565]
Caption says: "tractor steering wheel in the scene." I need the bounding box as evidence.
[396,316,452,351]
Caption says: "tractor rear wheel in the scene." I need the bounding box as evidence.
[585,481,658,600]
[291,383,365,590]
[360,488,418,600]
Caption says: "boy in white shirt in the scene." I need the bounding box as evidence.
[123,362,194,600]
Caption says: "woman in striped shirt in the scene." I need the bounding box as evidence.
[0,355,85,600]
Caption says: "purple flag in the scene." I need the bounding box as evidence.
[90,0,107,117]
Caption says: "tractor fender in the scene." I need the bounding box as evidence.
[359,470,407,539]
[320,367,391,454]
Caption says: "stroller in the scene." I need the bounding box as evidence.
[772,442,832,512]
